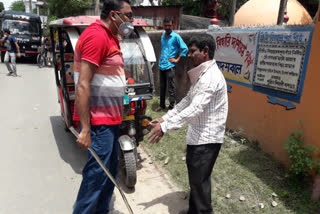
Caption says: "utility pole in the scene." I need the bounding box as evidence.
[95,0,100,15]
[229,0,237,26]
[29,0,32,13]
[277,0,287,25]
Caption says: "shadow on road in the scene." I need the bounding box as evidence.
[137,191,187,214]
[50,116,87,174]
[109,196,126,214]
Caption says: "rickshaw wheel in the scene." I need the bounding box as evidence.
[122,151,137,188]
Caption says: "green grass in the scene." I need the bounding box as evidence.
[142,97,320,214]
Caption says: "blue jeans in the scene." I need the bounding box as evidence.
[73,125,120,214]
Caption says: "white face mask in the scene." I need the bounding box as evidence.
[115,13,134,37]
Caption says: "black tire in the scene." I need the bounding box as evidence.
[122,151,137,188]
[1,51,5,63]
[37,54,45,68]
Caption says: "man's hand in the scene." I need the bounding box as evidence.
[77,130,91,149]
[17,52,21,58]
[147,119,164,144]
[168,57,178,63]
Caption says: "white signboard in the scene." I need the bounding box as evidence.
[254,43,305,94]
[253,30,311,94]
[209,31,258,85]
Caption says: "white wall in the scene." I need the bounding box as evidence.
[23,0,37,13]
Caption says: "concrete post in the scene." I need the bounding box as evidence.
[95,0,100,15]
[277,0,287,25]
[29,0,32,13]
[229,0,237,26]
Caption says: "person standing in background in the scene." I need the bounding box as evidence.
[155,17,188,112]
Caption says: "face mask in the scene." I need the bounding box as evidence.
[115,14,134,37]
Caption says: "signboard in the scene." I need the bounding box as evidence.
[253,43,305,94]
[209,31,258,85]
[208,27,313,103]
[253,30,310,95]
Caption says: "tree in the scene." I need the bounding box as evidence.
[0,2,4,12]
[48,0,91,18]
[161,0,319,22]
[162,0,203,16]
[298,0,319,18]
[10,0,25,12]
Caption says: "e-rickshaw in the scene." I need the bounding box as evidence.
[49,16,156,188]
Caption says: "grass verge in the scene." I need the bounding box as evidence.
[141,97,320,214]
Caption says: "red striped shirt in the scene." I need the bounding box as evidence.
[73,20,126,125]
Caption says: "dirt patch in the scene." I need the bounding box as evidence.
[110,147,188,214]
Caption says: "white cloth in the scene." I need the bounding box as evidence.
[160,59,228,145]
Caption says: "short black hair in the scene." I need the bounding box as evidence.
[100,0,131,20]
[163,17,173,23]
[188,34,216,59]
[4,29,10,35]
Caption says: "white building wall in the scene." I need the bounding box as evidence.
[135,0,159,6]
[23,0,37,13]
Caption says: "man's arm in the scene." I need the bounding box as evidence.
[148,91,191,144]
[169,35,188,64]
[148,84,214,144]
[161,82,214,132]
[76,60,97,149]
[14,41,20,57]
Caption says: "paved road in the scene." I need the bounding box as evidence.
[0,62,187,214]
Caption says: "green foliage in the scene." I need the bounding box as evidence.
[161,0,249,23]
[48,0,91,18]
[48,15,59,23]
[162,0,201,16]
[284,121,320,176]
[217,0,248,22]
[160,0,318,23]
[0,2,4,12]
[10,0,25,12]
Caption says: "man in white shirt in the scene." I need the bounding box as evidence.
[148,33,228,214]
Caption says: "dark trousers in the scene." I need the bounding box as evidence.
[73,125,119,214]
[159,67,176,109]
[186,143,222,214]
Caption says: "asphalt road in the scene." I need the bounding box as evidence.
[0,61,187,214]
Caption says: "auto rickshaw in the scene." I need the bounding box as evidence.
[49,16,156,188]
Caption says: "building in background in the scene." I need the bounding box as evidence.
[85,5,182,30]
[23,0,48,28]
[23,0,36,13]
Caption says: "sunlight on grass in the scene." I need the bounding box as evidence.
[142,97,320,214]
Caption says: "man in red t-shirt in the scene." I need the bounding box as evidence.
[73,1,133,213]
